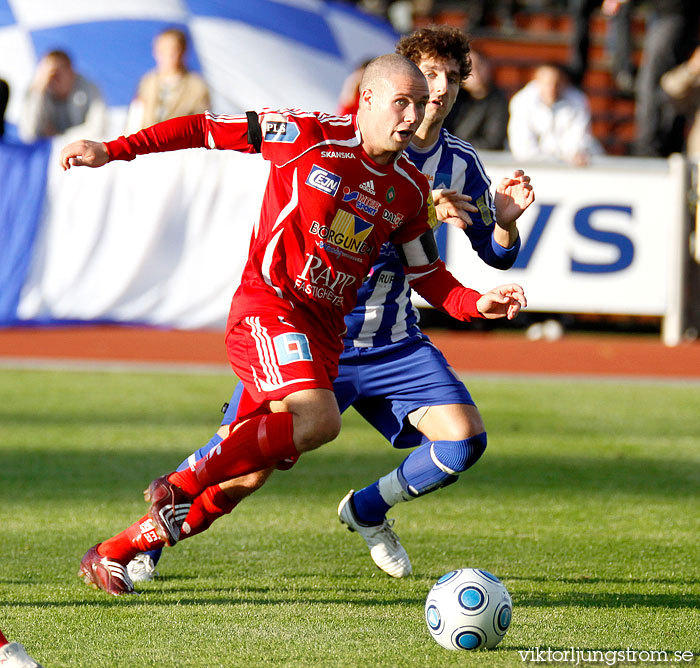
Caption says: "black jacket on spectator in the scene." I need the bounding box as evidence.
[444,86,509,151]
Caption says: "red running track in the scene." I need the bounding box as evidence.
[0,326,699,380]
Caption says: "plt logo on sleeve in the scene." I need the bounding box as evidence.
[263,113,299,143]
[306,165,342,196]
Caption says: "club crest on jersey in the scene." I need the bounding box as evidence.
[306,165,341,197]
[309,209,374,255]
[262,113,299,143]
[386,186,396,203]
[342,187,380,217]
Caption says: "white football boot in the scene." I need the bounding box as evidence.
[127,552,158,582]
[338,490,412,578]
[0,642,44,668]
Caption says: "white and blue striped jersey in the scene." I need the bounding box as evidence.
[342,128,520,350]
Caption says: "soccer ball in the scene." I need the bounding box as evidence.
[425,568,512,650]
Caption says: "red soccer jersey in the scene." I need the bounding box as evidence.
[106,110,480,357]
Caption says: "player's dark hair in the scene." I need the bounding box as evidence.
[396,26,472,82]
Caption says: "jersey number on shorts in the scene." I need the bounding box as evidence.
[273,333,313,365]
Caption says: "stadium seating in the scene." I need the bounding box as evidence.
[417,5,647,155]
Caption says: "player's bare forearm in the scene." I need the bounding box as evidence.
[60,139,109,171]
[493,220,519,249]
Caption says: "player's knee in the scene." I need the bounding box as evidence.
[314,412,342,446]
[432,432,487,474]
[417,404,485,442]
[278,388,340,452]
[293,411,341,451]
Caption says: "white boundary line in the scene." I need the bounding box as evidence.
[0,357,231,376]
[0,356,699,386]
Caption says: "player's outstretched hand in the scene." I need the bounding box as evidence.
[477,284,527,320]
[432,188,478,230]
[60,139,109,171]
[494,169,535,225]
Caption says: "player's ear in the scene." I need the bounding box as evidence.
[360,88,373,110]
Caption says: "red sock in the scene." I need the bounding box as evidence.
[169,413,296,497]
[0,629,8,647]
[180,484,238,539]
[97,514,165,563]
[96,486,237,563]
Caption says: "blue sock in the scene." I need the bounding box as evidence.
[399,434,486,496]
[397,442,456,497]
[352,482,391,525]
[144,548,163,566]
[351,434,487,526]
[176,434,223,472]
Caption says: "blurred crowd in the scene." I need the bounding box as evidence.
[0,27,209,145]
[1,4,698,163]
[349,0,700,162]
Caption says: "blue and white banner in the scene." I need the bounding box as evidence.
[438,153,686,318]
[15,146,270,328]
[0,2,688,335]
[3,146,685,330]
[0,0,397,328]
[0,0,397,134]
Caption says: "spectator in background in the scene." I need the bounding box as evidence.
[507,62,603,165]
[444,49,508,149]
[661,44,700,158]
[461,0,518,32]
[18,50,107,143]
[336,59,372,116]
[0,78,8,139]
[633,0,700,156]
[569,0,635,92]
[126,28,210,133]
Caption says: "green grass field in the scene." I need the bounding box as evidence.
[1,367,699,668]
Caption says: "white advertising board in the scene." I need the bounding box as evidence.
[440,155,684,317]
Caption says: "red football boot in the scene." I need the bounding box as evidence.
[78,544,135,596]
[144,475,193,546]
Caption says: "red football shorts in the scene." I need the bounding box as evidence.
[225,314,338,418]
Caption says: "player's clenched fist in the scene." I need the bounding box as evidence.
[60,139,109,171]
